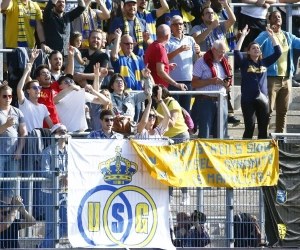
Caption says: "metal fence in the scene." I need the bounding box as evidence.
[1,134,295,248]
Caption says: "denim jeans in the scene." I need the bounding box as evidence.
[241,101,269,139]
[195,97,228,138]
[39,192,68,248]
[0,155,19,193]
[168,81,192,112]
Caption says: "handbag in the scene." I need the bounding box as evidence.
[255,89,269,110]
[112,116,137,135]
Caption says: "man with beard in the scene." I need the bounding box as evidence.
[73,29,109,87]
[255,11,300,133]
[135,0,169,41]
[43,0,86,61]
[108,0,152,56]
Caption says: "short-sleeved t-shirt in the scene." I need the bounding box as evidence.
[0,106,25,154]
[144,41,169,87]
[19,98,50,132]
[2,0,43,48]
[38,83,61,128]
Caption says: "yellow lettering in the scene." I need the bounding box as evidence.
[88,202,100,232]
[135,203,148,233]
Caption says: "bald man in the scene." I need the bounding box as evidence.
[192,40,230,138]
[144,24,187,91]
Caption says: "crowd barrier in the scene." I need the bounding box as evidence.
[1,134,297,248]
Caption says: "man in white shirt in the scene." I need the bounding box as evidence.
[54,74,110,132]
[17,63,53,132]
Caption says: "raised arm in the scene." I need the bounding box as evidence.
[87,84,111,105]
[192,20,219,44]
[95,0,110,20]
[53,84,80,104]
[92,62,107,92]
[156,0,169,18]
[64,45,75,75]
[136,90,152,133]
[110,28,122,62]
[13,196,36,229]
[220,0,236,32]
[234,24,250,51]
[266,27,278,46]
[156,86,171,129]
[1,0,12,11]
[17,63,32,105]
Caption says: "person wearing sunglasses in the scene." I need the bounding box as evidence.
[17,62,54,133]
[0,84,27,194]
[87,109,123,139]
[135,87,170,139]
[0,196,36,248]
[54,74,110,132]
[38,123,69,248]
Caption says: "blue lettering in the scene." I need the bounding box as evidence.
[111,203,124,233]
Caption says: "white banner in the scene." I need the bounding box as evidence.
[68,139,175,249]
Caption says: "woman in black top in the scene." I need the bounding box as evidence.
[234,25,281,139]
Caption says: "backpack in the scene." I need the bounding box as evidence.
[167,99,194,130]
[234,213,261,247]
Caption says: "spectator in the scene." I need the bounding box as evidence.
[74,29,109,87]
[136,0,169,41]
[144,24,187,91]
[276,1,300,87]
[87,109,123,138]
[0,195,36,248]
[0,0,51,71]
[108,73,153,120]
[89,63,112,130]
[43,0,85,62]
[38,123,68,248]
[108,0,152,56]
[70,32,89,75]
[110,29,148,121]
[255,11,300,133]
[235,25,281,139]
[190,0,236,52]
[54,74,110,132]
[166,15,201,112]
[17,62,53,132]
[48,49,74,82]
[72,0,110,48]
[238,0,274,51]
[191,40,230,138]
[135,87,170,139]
[35,64,60,127]
[0,85,27,192]
[152,84,190,204]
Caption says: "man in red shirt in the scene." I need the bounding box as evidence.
[35,64,61,128]
[144,24,187,90]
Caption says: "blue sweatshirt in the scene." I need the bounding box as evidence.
[234,45,281,103]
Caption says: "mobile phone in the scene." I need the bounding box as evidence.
[223,75,233,82]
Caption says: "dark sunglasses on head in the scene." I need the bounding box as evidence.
[31,86,42,90]
[149,114,156,118]
[64,79,74,84]
[104,118,114,122]
[2,95,12,99]
[0,210,10,216]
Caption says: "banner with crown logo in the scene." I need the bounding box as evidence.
[68,139,175,249]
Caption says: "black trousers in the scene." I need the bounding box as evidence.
[241,101,269,139]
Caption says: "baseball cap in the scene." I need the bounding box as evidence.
[50,123,63,134]
[123,0,137,3]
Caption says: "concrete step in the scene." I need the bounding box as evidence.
[231,84,300,111]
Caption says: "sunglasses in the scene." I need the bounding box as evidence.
[40,71,50,76]
[56,129,68,134]
[31,86,42,90]
[114,80,124,84]
[2,95,12,99]
[122,42,134,46]
[104,118,114,122]
[64,79,74,84]
[149,114,156,118]
[0,210,10,216]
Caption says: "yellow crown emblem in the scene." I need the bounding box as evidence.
[98,146,138,185]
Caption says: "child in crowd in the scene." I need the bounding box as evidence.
[70,31,89,73]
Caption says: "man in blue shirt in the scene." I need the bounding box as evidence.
[87,110,123,139]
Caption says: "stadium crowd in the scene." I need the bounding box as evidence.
[0,0,300,247]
